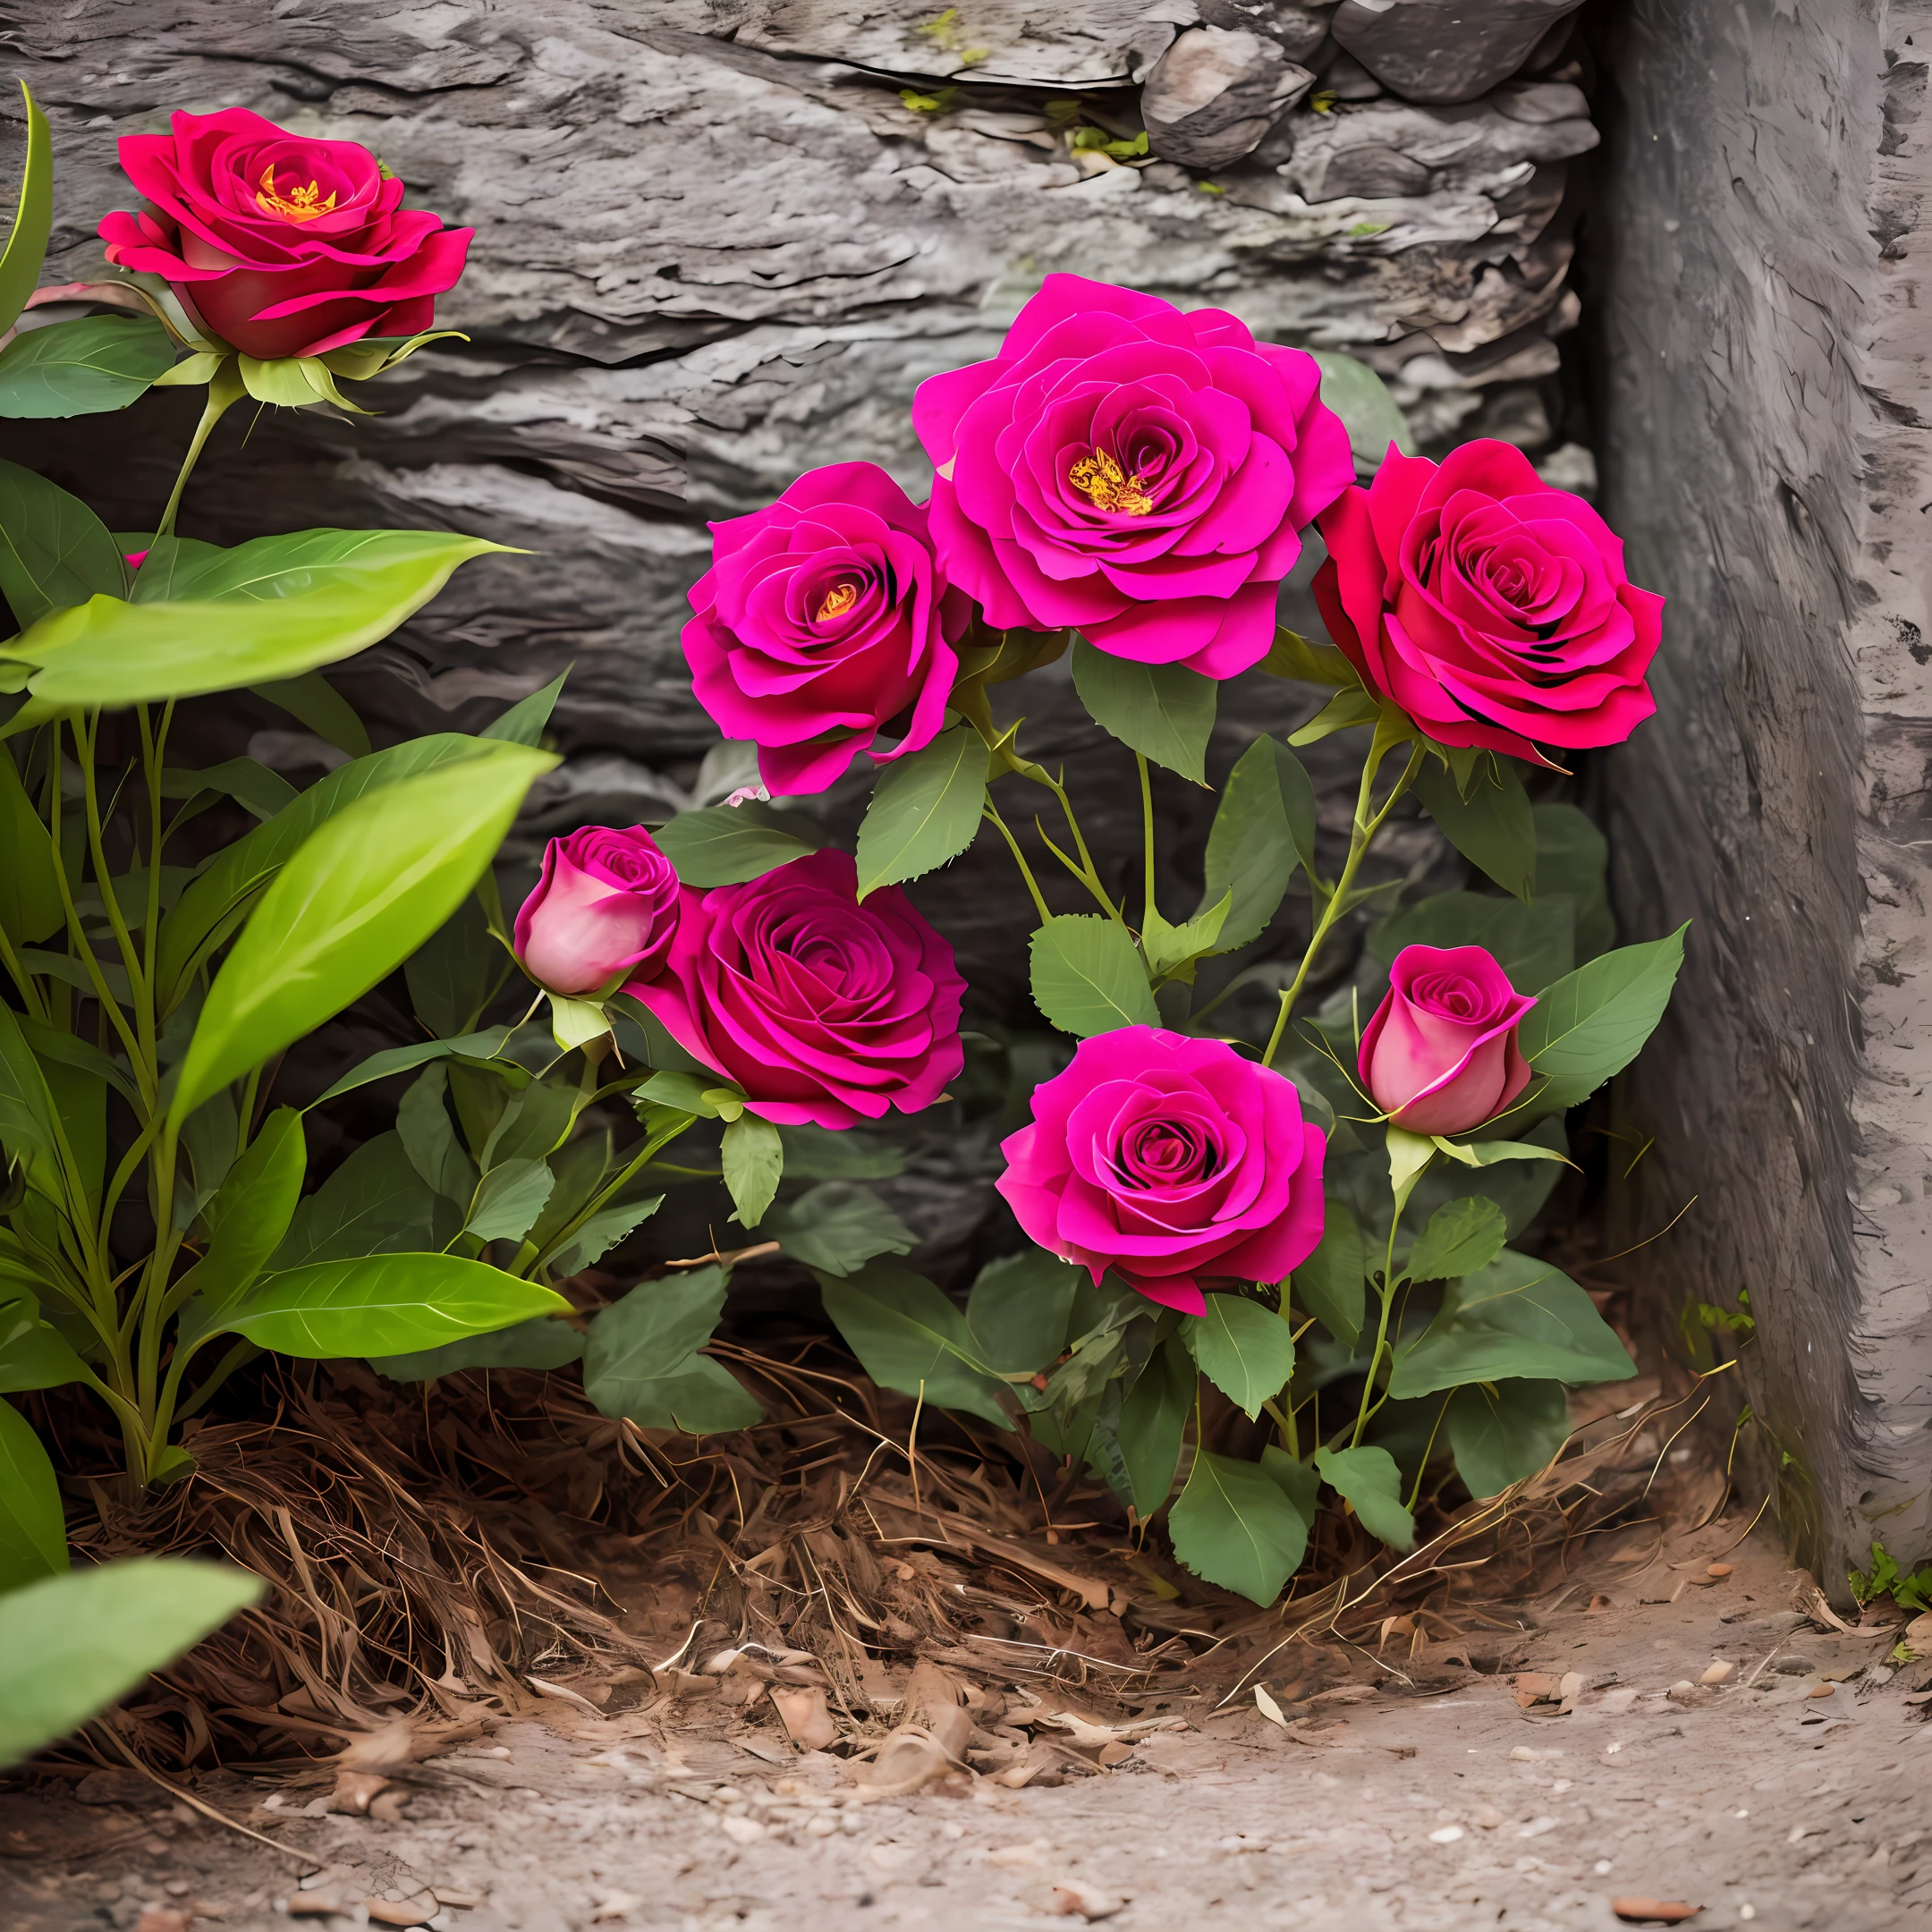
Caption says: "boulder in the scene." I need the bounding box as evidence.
[1331,0,1582,105]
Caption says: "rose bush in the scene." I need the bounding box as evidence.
[627,850,965,1130]
[1359,943,1536,1135]
[913,275,1353,678]
[996,1028,1326,1315]
[683,462,970,796]
[1313,438,1664,762]
[99,107,471,360]
[513,826,681,996]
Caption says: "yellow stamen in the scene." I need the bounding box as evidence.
[817,581,859,623]
[255,164,339,225]
[1069,446,1152,515]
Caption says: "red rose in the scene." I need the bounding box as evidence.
[99,108,471,360]
[1314,440,1663,762]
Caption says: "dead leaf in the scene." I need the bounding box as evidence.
[366,1898,439,1928]
[1588,1594,1614,1613]
[527,1675,604,1716]
[1511,1673,1563,1708]
[1699,1661,1734,1686]
[1254,1686,1289,1729]
[1095,1741,1134,1768]
[1791,1572,1853,1633]
[1050,1877,1124,1920]
[1902,1612,1932,1654]
[768,1684,839,1751]
[1805,1682,1835,1699]
[1611,1901,1701,1925]
[326,1771,389,1816]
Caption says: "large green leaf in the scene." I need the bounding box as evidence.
[606,1355,764,1434]
[1412,756,1536,902]
[171,1108,307,1317]
[1516,927,1688,1109]
[1402,1196,1507,1285]
[1446,1378,1570,1498]
[0,1291,90,1396]
[403,898,503,1043]
[0,317,175,419]
[0,1560,261,1767]
[0,461,127,628]
[0,82,52,338]
[1389,1250,1636,1398]
[8,529,511,706]
[1371,890,1574,995]
[0,1397,66,1589]
[480,669,567,748]
[853,722,986,899]
[0,750,61,946]
[1167,1449,1309,1605]
[775,1123,905,1181]
[219,1253,567,1358]
[1310,351,1415,474]
[398,1065,479,1207]
[1117,1335,1194,1515]
[765,1182,916,1276]
[1187,1294,1295,1420]
[1070,638,1216,783]
[1289,1201,1366,1351]
[1200,737,1318,950]
[816,1259,1012,1430]
[370,1317,585,1383]
[310,1026,515,1109]
[580,1266,760,1434]
[965,1250,1080,1376]
[171,741,555,1125]
[463,1158,555,1244]
[1533,802,1614,962]
[254,670,370,758]
[1030,914,1159,1037]
[652,807,817,886]
[268,1132,455,1270]
[722,1114,784,1230]
[1312,1443,1415,1550]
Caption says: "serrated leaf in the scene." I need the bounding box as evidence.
[1070,638,1216,783]
[1167,1449,1309,1605]
[816,1259,1011,1430]
[1312,1443,1414,1550]
[1516,927,1688,1110]
[854,721,986,897]
[581,1267,733,1420]
[1140,892,1230,981]
[765,1182,915,1276]
[721,1114,784,1229]
[965,1249,1080,1376]
[1187,1295,1296,1419]
[652,806,817,886]
[1403,1196,1507,1284]
[544,1192,662,1279]
[1446,1378,1570,1497]
[464,1157,555,1244]
[1412,755,1536,902]
[1029,915,1159,1037]
[1201,737,1319,948]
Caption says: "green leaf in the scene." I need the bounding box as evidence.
[775,1123,905,1181]
[267,1132,457,1270]
[11,529,512,708]
[0,751,61,946]
[173,1108,307,1317]
[480,669,567,747]
[253,670,371,759]
[1412,756,1536,902]
[965,1250,1080,1376]
[1070,637,1216,783]
[1118,1336,1194,1515]
[0,1558,262,1767]
[1029,914,1160,1037]
[1261,625,1360,688]
[1202,737,1319,949]
[157,757,299,823]
[171,741,555,1126]
[1516,927,1688,1110]
[722,1114,784,1229]
[1140,893,1230,983]
[1387,1124,1436,1211]
[0,316,175,419]
[853,721,986,898]
[1389,1250,1637,1398]
[545,1193,662,1278]
[479,1080,578,1170]
[1446,1378,1570,1497]
[816,1259,1012,1430]
[634,1069,735,1119]
[1534,802,1614,962]
[1371,890,1574,994]
[0,1291,90,1396]
[581,1266,760,1435]
[547,994,610,1052]
[398,1065,479,1206]
[1290,1201,1366,1350]
[652,806,818,886]
[0,82,52,337]
[0,460,126,628]
[1187,1295,1296,1420]
[1432,1136,1572,1169]
[310,1026,515,1109]
[1403,1196,1508,1284]
[1312,1443,1415,1550]
[0,1397,65,1589]
[1259,1441,1321,1521]
[614,1354,765,1434]
[1310,351,1415,473]
[765,1182,915,1276]
[1167,1449,1309,1605]
[464,1158,555,1244]
[1287,687,1382,747]
[0,999,70,1208]
[218,1253,568,1358]
[370,1317,584,1383]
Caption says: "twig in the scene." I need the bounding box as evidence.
[99,1728,320,1871]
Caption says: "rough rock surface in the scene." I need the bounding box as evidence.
[1590,0,1932,1584]
[1140,23,1314,168]
[1333,0,1584,105]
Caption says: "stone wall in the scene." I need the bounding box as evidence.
[1589,0,1932,1586]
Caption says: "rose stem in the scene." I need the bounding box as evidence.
[1405,1394,1453,1512]
[155,362,244,539]
[981,798,1054,925]
[1136,750,1157,929]
[1349,1203,1406,1447]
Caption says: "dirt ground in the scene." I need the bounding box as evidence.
[2,1521,1927,1932]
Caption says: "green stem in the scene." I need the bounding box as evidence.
[1136,751,1157,927]
[524,1111,694,1280]
[76,713,151,1063]
[1350,1205,1404,1448]
[982,800,1053,926]
[155,368,242,539]
[0,924,47,1022]
[1406,1393,1453,1512]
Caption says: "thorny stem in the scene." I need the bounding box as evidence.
[982,798,1053,926]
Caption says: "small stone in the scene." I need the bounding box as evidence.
[1699,1660,1735,1685]
[718,1813,766,1844]
[1427,1825,1464,1843]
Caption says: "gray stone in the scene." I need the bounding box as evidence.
[1332,0,1582,105]
[1141,24,1314,169]
[1198,0,1338,65]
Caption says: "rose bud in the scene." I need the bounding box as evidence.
[513,826,680,997]
[1359,944,1537,1137]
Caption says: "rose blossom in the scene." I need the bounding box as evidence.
[99,107,471,360]
[683,462,970,797]
[996,1028,1326,1316]
[911,275,1353,678]
[1314,438,1664,761]
[1359,944,1536,1136]
[514,826,680,996]
[625,850,964,1130]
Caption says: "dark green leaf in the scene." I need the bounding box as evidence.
[765,1182,915,1276]
[722,1114,784,1229]
[1070,638,1216,783]
[1534,802,1614,961]
[1404,1115,1567,1241]
[1290,1202,1365,1351]
[544,1192,662,1278]
[174,1108,307,1317]
[1412,756,1536,902]
[252,670,371,758]
[463,1158,555,1244]
[1167,1449,1309,1604]
[268,1132,457,1271]
[157,758,298,822]
[0,1396,66,1589]
[1516,927,1688,1110]
[652,807,817,886]
[1403,1196,1507,1285]
[0,1291,91,1395]
[1446,1378,1570,1497]
[965,1249,1080,1376]
[0,460,126,627]
[311,1026,514,1110]
[403,897,503,1042]
[775,1123,904,1180]
[370,1317,584,1383]
[171,741,555,1125]
[1118,1335,1193,1515]
[581,1266,758,1434]
[0,750,61,945]
[0,999,68,1207]
[1259,1442,1321,1520]
[1371,891,1574,994]
[611,1355,763,1434]
[1286,686,1382,746]
[1310,351,1415,472]
[1389,1250,1637,1398]
[1201,737,1318,949]
[854,721,986,898]
[1030,914,1159,1037]
[481,670,567,748]
[0,317,175,419]
[816,1259,1011,1430]
[220,1253,568,1357]
[398,1065,479,1206]
[479,1080,579,1170]
[1187,1295,1295,1420]
[0,83,53,339]
[1312,1443,1414,1550]
[1260,626,1360,687]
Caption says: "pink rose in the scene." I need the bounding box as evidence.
[996,1028,1326,1316]
[99,107,471,360]
[1359,945,1536,1136]
[912,275,1353,678]
[1314,439,1663,762]
[514,826,680,997]
[626,850,964,1130]
[682,462,970,797]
